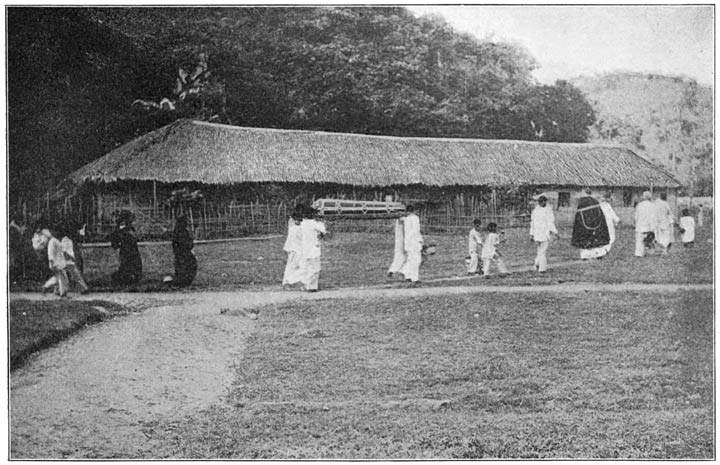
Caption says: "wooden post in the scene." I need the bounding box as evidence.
[153,180,158,216]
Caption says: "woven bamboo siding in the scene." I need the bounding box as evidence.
[68,119,681,189]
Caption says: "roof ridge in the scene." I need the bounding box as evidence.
[188,119,628,150]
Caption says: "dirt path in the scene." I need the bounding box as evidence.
[9,282,713,458]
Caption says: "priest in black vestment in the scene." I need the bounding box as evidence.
[571,189,611,260]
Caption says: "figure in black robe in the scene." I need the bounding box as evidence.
[571,193,610,252]
[171,215,197,286]
[109,211,142,285]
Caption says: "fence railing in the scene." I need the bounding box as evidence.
[19,201,535,241]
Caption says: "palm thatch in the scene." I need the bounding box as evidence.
[68,119,681,188]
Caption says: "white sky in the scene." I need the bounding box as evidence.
[407,5,714,86]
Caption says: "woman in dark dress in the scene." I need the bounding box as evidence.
[571,189,610,260]
[109,210,143,285]
[170,215,197,286]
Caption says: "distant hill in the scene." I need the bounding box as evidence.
[573,72,713,195]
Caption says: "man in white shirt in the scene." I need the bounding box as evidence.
[282,205,304,287]
[300,208,327,292]
[399,205,423,283]
[529,195,558,272]
[653,192,674,255]
[43,228,69,296]
[634,191,657,257]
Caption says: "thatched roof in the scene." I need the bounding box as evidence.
[69,119,681,188]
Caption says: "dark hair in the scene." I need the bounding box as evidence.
[681,208,690,217]
[660,192,667,201]
[292,204,306,221]
[406,204,415,213]
[116,210,134,226]
[473,219,482,227]
[487,222,497,233]
[175,215,188,230]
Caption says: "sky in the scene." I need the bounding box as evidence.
[407,5,714,86]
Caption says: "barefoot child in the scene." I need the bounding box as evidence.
[466,219,483,275]
[679,208,696,247]
[481,222,507,277]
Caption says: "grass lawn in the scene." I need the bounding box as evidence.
[16,220,709,293]
[9,299,131,370]
[152,290,713,459]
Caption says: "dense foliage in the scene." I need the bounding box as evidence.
[576,72,713,195]
[9,7,599,203]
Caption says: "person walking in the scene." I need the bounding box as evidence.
[679,208,696,247]
[282,205,305,287]
[387,215,406,278]
[42,226,69,297]
[169,215,197,286]
[599,192,621,254]
[109,210,143,285]
[654,192,674,255]
[299,207,326,292]
[399,204,423,284]
[634,191,656,257]
[529,195,558,272]
[60,221,90,294]
[571,189,610,260]
[466,219,483,275]
[481,222,507,277]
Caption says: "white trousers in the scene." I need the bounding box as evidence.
[635,231,651,257]
[400,249,422,282]
[282,251,304,285]
[467,252,480,274]
[534,241,550,272]
[302,257,321,290]
[482,255,507,276]
[44,269,68,296]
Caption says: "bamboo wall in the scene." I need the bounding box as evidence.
[15,181,677,241]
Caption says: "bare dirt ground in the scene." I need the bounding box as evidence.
[9,281,713,459]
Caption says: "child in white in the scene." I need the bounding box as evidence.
[481,222,508,277]
[61,233,89,293]
[399,206,423,282]
[467,219,483,274]
[679,209,696,247]
[44,228,69,296]
[282,212,304,286]
[300,210,327,292]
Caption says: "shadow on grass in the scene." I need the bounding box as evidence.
[9,299,130,370]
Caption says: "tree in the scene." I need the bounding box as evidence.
[512,80,596,142]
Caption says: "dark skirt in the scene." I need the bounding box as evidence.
[173,252,197,286]
[571,197,610,249]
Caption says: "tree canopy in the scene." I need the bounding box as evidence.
[8,7,598,202]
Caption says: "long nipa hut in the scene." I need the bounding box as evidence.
[58,119,680,239]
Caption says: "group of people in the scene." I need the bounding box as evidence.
[281,204,327,291]
[466,220,508,276]
[10,209,198,297]
[532,188,699,270]
[27,220,90,297]
[633,191,697,256]
[13,190,704,296]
